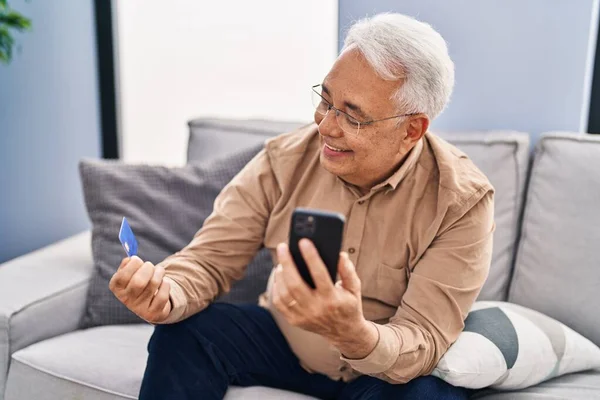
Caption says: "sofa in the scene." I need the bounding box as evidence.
[1,118,599,399]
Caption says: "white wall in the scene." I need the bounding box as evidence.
[115,0,338,165]
[339,0,600,140]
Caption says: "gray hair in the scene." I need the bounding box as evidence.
[342,13,455,120]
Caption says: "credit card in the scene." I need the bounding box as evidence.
[119,217,138,257]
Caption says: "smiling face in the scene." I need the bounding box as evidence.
[315,47,429,192]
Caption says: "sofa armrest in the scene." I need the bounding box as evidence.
[0,231,94,398]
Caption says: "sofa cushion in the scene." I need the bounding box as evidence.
[187,119,530,301]
[78,144,268,328]
[187,118,307,163]
[435,132,530,301]
[7,325,597,400]
[470,369,600,400]
[509,133,600,347]
[4,325,318,400]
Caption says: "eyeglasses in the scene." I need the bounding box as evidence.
[311,84,419,136]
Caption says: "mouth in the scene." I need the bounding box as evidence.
[324,143,352,153]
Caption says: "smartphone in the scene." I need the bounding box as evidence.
[289,208,346,288]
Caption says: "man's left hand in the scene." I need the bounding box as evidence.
[272,239,379,359]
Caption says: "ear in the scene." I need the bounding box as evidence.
[405,114,429,143]
[397,114,429,154]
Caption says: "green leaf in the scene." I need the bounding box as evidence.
[0,26,12,44]
[0,3,30,64]
[0,26,13,63]
[0,11,31,30]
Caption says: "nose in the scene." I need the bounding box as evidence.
[317,109,344,138]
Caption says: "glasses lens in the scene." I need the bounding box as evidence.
[311,85,360,135]
[336,112,361,136]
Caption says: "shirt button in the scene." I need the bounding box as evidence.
[348,248,356,254]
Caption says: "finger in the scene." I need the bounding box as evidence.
[298,239,334,293]
[110,256,144,290]
[118,257,130,270]
[271,270,299,319]
[125,261,155,298]
[271,274,285,311]
[148,278,171,316]
[337,252,361,295]
[274,264,300,308]
[160,298,172,322]
[276,243,312,301]
[138,265,166,303]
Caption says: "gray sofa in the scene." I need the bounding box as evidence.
[1,118,599,400]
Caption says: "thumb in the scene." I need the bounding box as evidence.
[337,252,361,295]
[118,257,131,270]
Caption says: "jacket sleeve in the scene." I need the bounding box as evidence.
[159,149,280,324]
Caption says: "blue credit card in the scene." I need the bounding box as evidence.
[119,217,138,257]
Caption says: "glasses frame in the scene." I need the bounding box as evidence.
[311,84,419,135]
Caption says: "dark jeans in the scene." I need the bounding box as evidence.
[139,303,469,400]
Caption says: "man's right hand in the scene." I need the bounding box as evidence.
[109,256,172,324]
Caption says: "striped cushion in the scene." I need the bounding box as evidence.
[432,301,600,390]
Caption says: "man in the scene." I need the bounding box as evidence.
[110,12,494,400]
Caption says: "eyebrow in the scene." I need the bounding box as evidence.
[321,84,370,120]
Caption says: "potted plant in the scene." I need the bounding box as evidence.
[0,0,31,64]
